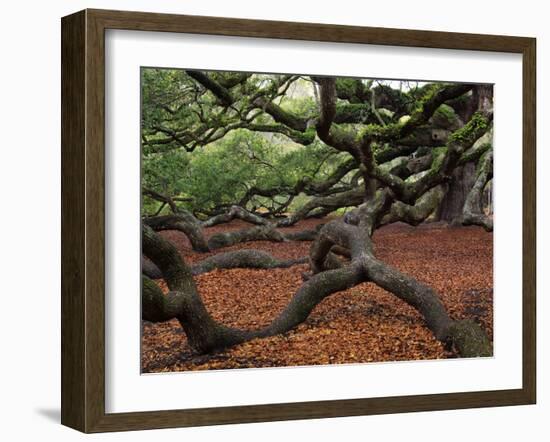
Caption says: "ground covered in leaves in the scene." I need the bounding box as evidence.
[142,219,493,373]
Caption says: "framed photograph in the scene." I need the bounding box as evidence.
[61,9,536,433]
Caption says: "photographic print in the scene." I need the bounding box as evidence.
[140,68,494,374]
[61,10,535,431]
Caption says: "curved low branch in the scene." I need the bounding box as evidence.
[308,209,492,357]
[143,214,210,252]
[202,205,270,228]
[283,228,322,241]
[316,77,360,153]
[143,198,492,358]
[191,250,307,275]
[364,256,452,340]
[207,225,286,250]
[142,225,367,353]
[143,249,308,279]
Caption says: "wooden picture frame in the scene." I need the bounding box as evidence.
[61,8,536,433]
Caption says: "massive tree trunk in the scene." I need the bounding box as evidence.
[462,151,493,231]
[437,162,477,224]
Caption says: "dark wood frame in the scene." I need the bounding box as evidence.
[61,8,536,433]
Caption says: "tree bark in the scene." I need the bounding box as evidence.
[191,250,307,275]
[202,205,271,228]
[462,151,493,231]
[143,213,210,252]
[207,225,286,250]
[437,162,476,224]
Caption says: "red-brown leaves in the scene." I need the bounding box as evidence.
[141,220,493,373]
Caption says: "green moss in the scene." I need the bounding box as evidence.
[377,108,395,119]
[406,146,447,185]
[449,320,493,357]
[296,127,316,145]
[335,103,371,122]
[432,104,459,129]
[405,170,429,184]
[415,83,442,110]
[461,142,491,165]
[431,146,448,170]
[359,123,401,140]
[378,156,408,174]
[415,146,431,157]
[476,149,493,175]
[436,104,455,120]
[398,115,411,124]
[448,112,489,144]
[371,143,392,162]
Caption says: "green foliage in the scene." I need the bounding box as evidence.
[140,68,487,218]
[359,123,401,140]
[141,68,206,135]
[142,128,349,215]
[335,78,360,99]
[279,95,317,119]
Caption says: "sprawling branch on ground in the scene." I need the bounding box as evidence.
[191,250,307,275]
[143,198,492,357]
[142,247,308,280]
[207,224,286,249]
[201,205,270,228]
[142,224,364,352]
[142,247,309,280]
[143,213,210,252]
[143,200,322,254]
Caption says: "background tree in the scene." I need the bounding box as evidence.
[141,68,494,358]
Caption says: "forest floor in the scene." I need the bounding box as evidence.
[141,218,493,373]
